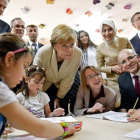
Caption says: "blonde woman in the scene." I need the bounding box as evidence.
[33,24,82,115]
[74,66,116,116]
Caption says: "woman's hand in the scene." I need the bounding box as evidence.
[53,108,65,116]
[103,79,107,86]
[67,123,76,136]
[111,65,123,74]
[127,109,140,121]
[87,103,105,113]
[54,98,60,109]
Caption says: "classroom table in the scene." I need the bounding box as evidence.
[5,116,140,140]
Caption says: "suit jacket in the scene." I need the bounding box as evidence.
[26,42,44,48]
[33,44,82,99]
[74,85,116,116]
[0,20,10,34]
[130,34,140,56]
[118,72,140,111]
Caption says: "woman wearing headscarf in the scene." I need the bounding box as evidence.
[33,24,82,115]
[96,19,133,108]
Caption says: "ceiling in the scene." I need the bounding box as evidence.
[1,0,140,45]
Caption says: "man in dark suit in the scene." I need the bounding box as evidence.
[130,12,140,56]
[118,49,140,112]
[26,24,43,54]
[0,0,10,34]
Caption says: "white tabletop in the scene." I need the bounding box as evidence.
[5,116,140,140]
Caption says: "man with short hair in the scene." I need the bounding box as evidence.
[0,0,10,33]
[118,49,140,112]
[130,12,140,56]
[26,24,43,53]
[10,18,25,38]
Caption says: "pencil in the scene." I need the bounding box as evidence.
[132,97,139,111]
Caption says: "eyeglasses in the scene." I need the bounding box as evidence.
[12,25,26,29]
[120,55,137,65]
[133,17,140,22]
[86,72,101,80]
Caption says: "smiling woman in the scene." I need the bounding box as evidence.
[33,24,82,115]
[74,65,116,116]
[96,19,134,108]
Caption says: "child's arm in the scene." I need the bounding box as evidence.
[0,102,75,138]
[44,104,65,117]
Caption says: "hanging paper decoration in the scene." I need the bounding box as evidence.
[95,29,100,33]
[93,0,100,5]
[38,24,46,29]
[124,5,132,10]
[46,0,55,4]
[106,3,114,10]
[122,19,127,22]
[66,8,73,15]
[85,11,93,17]
[21,7,30,14]
[118,29,123,33]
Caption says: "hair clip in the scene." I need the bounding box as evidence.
[25,45,35,53]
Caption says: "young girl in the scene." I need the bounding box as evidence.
[16,65,65,118]
[0,33,75,137]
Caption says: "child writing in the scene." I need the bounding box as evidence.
[16,65,65,118]
[0,33,75,137]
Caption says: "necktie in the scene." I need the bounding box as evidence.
[32,43,37,53]
[133,75,140,97]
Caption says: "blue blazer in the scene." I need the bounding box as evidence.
[118,72,140,111]
[130,34,140,56]
[0,20,10,34]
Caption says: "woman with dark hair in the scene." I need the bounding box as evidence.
[77,30,97,70]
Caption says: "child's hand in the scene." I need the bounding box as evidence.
[53,108,65,117]
[2,127,14,135]
[67,123,76,136]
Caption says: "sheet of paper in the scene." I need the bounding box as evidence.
[86,111,119,119]
[124,128,140,139]
[103,113,129,123]
[40,116,77,123]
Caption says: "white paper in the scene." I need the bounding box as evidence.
[124,128,140,139]
[86,111,119,119]
[40,116,77,123]
[103,113,129,123]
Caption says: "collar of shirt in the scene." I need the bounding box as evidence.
[130,69,140,86]
[130,69,140,78]
[138,31,140,39]
[29,40,39,46]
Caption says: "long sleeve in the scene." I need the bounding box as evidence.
[74,86,89,116]
[104,86,116,111]
[118,77,130,111]
[96,45,112,74]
